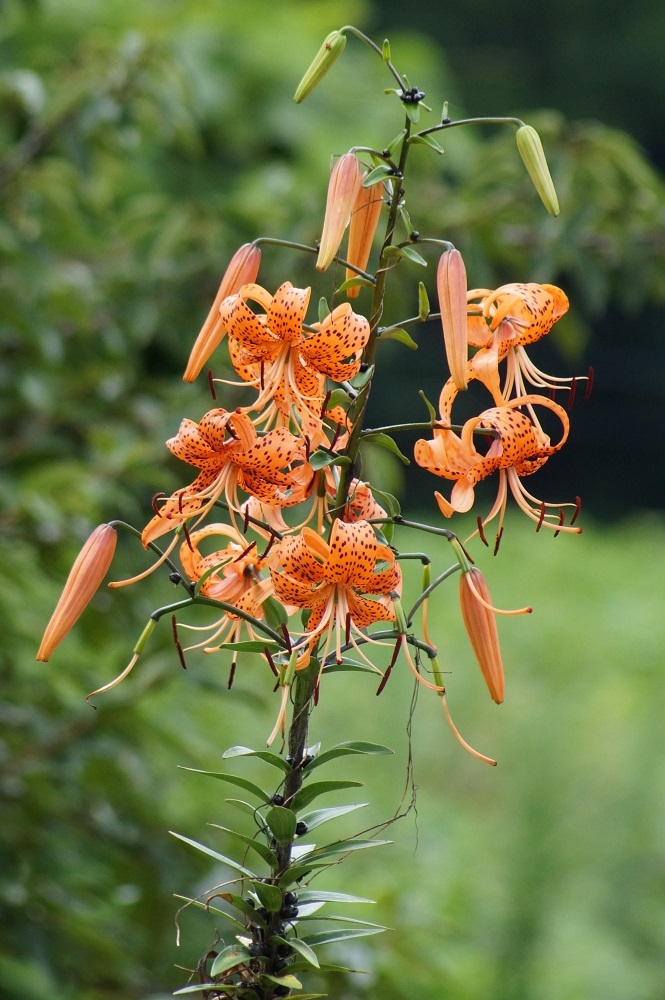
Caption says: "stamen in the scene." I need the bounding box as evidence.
[151,492,166,517]
[260,359,265,392]
[232,540,256,563]
[493,525,504,556]
[477,516,488,547]
[181,521,194,552]
[376,636,402,696]
[281,622,292,653]
[86,653,139,703]
[320,389,332,417]
[553,508,565,538]
[260,532,277,560]
[567,377,577,411]
[264,647,278,677]
[585,366,594,400]
[440,693,497,766]
[207,368,217,400]
[536,501,546,532]
[571,495,582,525]
[243,504,250,535]
[228,656,237,689]
[345,611,351,646]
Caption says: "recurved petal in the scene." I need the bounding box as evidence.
[303,303,370,370]
[346,591,396,627]
[326,519,377,585]
[266,282,311,345]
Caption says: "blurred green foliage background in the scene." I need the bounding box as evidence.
[2,0,665,998]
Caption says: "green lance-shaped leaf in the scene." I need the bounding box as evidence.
[173,894,245,930]
[362,164,393,187]
[299,838,392,865]
[349,363,374,389]
[318,296,330,322]
[418,280,430,320]
[380,326,418,349]
[207,825,278,867]
[301,926,386,946]
[262,595,290,631]
[408,133,445,154]
[223,745,292,774]
[361,431,410,465]
[309,449,352,472]
[297,889,375,905]
[336,275,374,294]
[383,244,427,267]
[214,892,268,926]
[272,934,321,969]
[290,779,364,813]
[210,943,252,978]
[294,30,347,103]
[266,805,297,844]
[515,124,560,216]
[169,832,256,878]
[178,766,271,804]
[306,740,393,771]
[252,879,283,913]
[260,973,303,991]
[174,985,244,996]
[298,802,368,832]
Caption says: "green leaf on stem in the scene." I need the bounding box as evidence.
[336,276,374,293]
[252,879,283,913]
[409,133,444,154]
[260,974,303,990]
[386,128,407,155]
[381,38,391,62]
[208,825,278,867]
[178,767,271,804]
[223,798,267,823]
[318,296,330,322]
[326,387,352,409]
[398,244,428,267]
[403,102,421,124]
[262,594,290,631]
[418,388,438,423]
[300,839,391,864]
[380,326,418,349]
[210,944,252,978]
[298,802,368,832]
[309,449,352,472]
[301,926,386,946]
[362,164,392,187]
[174,986,244,995]
[361,431,410,465]
[418,280,430,320]
[272,934,320,968]
[223,746,292,773]
[290,780,363,812]
[266,805,297,844]
[307,741,393,770]
[349,364,374,389]
[173,894,245,930]
[297,889,375,905]
[215,892,268,926]
[169,832,255,878]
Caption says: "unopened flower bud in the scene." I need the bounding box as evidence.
[437,248,468,391]
[316,153,363,272]
[183,244,261,382]
[459,567,505,704]
[345,176,383,297]
[37,524,118,662]
[293,30,347,103]
[515,124,560,217]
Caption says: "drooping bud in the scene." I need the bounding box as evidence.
[37,524,118,662]
[183,244,261,382]
[293,30,347,103]
[459,567,505,704]
[345,175,383,296]
[316,153,363,272]
[515,124,560,217]
[437,248,468,391]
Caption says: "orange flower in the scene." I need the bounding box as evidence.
[345,176,383,296]
[268,519,401,667]
[142,408,311,546]
[415,392,580,533]
[183,244,261,382]
[37,524,117,661]
[316,153,363,271]
[466,282,571,402]
[177,523,274,655]
[437,249,468,391]
[459,568,510,704]
[219,281,369,440]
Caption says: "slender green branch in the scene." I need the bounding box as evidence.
[340,25,407,91]
[407,563,460,625]
[148,595,287,647]
[251,236,376,283]
[416,115,525,138]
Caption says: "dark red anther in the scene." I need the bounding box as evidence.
[177,491,185,513]
[233,540,256,563]
[345,612,351,646]
[181,520,194,551]
[228,657,237,689]
[264,647,278,677]
[260,531,277,560]
[329,423,342,451]
[585,366,594,400]
[151,492,166,517]
[303,435,311,461]
[477,516,488,547]
[553,508,565,538]
[493,525,504,556]
[320,390,332,418]
[260,359,265,392]
[171,615,188,670]
[207,368,217,400]
[280,622,292,653]
[226,419,238,439]
[536,501,546,532]
[377,636,402,695]
[243,503,250,534]
[570,495,582,525]
[314,678,320,706]
[548,385,556,401]
[567,377,577,411]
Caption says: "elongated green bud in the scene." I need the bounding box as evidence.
[294,30,347,103]
[516,124,560,217]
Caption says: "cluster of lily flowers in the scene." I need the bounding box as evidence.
[37,144,586,764]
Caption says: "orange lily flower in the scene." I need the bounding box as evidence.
[415,392,581,533]
[466,282,572,402]
[268,519,401,669]
[183,243,261,382]
[345,176,383,296]
[176,523,275,656]
[437,248,469,391]
[316,152,363,271]
[218,281,369,440]
[142,408,311,546]
[37,524,117,661]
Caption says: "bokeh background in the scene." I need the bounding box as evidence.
[2,1,665,998]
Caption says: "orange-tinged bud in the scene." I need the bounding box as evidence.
[515,124,560,217]
[183,244,261,382]
[293,29,347,103]
[316,153,363,272]
[345,176,383,296]
[459,567,505,704]
[37,524,118,662]
[437,248,468,391]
